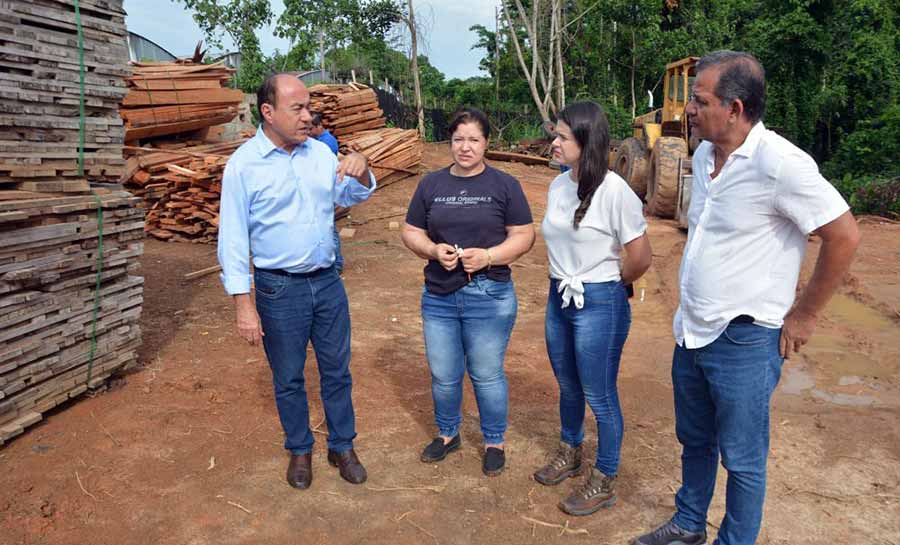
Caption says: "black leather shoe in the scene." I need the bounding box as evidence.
[420,435,461,463]
[327,448,367,484]
[483,447,505,476]
[286,453,312,489]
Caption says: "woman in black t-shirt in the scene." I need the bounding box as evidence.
[401,108,535,476]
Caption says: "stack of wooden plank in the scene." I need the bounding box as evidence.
[309,83,385,138]
[0,190,145,444]
[121,138,248,242]
[0,0,130,189]
[120,62,243,142]
[340,128,424,188]
[146,156,227,243]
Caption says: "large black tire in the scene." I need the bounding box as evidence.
[613,137,650,199]
[646,137,688,219]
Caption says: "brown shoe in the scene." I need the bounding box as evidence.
[327,448,367,484]
[534,441,584,485]
[559,467,617,516]
[286,453,312,489]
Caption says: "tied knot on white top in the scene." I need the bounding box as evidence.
[557,276,585,309]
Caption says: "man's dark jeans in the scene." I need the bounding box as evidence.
[254,266,356,455]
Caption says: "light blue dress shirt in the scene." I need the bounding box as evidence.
[217,127,376,295]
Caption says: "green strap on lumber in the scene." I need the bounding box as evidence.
[74,0,104,386]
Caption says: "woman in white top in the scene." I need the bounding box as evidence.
[533,101,652,516]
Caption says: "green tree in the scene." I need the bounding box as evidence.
[174,0,274,91]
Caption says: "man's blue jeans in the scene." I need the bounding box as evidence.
[671,322,784,545]
[545,280,631,476]
[421,276,517,445]
[254,266,356,455]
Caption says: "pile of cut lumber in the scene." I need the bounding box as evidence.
[120,62,243,142]
[309,83,385,138]
[340,128,424,188]
[0,190,145,445]
[146,156,227,242]
[121,138,248,242]
[0,0,131,189]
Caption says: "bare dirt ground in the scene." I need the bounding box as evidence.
[2,143,899,545]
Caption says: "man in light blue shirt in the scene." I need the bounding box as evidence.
[218,73,376,490]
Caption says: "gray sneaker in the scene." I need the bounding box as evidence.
[632,520,707,545]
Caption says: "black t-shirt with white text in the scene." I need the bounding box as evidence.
[406,165,533,294]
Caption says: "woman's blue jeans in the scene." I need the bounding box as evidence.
[670,322,784,545]
[421,276,518,445]
[545,279,631,476]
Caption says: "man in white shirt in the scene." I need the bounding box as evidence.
[633,51,860,545]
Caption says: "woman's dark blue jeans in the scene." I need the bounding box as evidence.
[545,279,631,476]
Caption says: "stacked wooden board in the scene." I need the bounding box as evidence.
[120,62,243,142]
[309,83,385,138]
[147,156,227,242]
[0,190,145,445]
[0,0,131,188]
[123,84,424,242]
[340,128,424,188]
[121,138,247,242]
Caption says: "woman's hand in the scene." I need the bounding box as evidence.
[460,248,490,273]
[434,243,460,271]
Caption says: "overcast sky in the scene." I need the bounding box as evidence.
[123,0,501,80]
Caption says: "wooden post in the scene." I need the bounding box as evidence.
[351,69,357,83]
[369,70,374,85]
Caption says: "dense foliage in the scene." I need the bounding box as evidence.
[176,0,899,214]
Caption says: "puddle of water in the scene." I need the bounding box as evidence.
[826,294,895,332]
[838,376,863,386]
[780,364,815,395]
[811,389,877,407]
[802,333,895,377]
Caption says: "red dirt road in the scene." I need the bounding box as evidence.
[2,144,898,545]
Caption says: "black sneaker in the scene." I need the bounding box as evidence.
[482,447,505,476]
[420,435,461,463]
[632,520,707,545]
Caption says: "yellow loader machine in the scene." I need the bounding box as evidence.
[613,57,697,223]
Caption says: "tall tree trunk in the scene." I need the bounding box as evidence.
[502,2,552,125]
[630,27,636,118]
[407,0,425,137]
[512,0,556,113]
[494,5,501,104]
[554,0,565,108]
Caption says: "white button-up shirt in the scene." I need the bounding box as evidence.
[674,122,849,349]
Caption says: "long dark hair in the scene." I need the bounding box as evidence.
[557,101,610,228]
